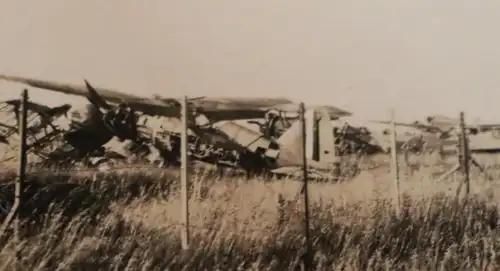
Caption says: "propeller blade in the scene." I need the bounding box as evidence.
[84,79,113,111]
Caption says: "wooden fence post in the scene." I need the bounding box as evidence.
[389,108,401,215]
[299,102,311,270]
[15,89,28,268]
[180,95,190,250]
[458,112,470,196]
[0,89,29,269]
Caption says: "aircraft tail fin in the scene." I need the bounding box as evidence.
[276,107,336,168]
[275,118,303,167]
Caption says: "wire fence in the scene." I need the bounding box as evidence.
[0,88,491,271]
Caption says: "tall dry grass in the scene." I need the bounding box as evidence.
[0,162,499,270]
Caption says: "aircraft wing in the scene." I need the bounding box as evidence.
[0,74,148,102]
[308,104,352,119]
[369,120,435,131]
[181,97,294,122]
[0,74,351,122]
[0,75,185,116]
[270,103,351,120]
[195,100,351,120]
[474,123,500,132]
[3,99,56,117]
[0,74,293,121]
[192,97,293,110]
[427,115,500,134]
[426,115,458,125]
[468,132,500,152]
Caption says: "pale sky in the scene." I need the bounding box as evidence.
[0,0,499,123]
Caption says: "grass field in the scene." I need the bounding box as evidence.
[0,158,499,270]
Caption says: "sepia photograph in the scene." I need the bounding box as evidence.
[0,1,499,270]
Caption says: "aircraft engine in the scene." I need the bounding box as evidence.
[100,105,139,141]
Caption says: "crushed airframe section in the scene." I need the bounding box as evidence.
[0,74,390,181]
[371,114,500,156]
[0,99,73,164]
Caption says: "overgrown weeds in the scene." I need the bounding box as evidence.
[0,168,499,270]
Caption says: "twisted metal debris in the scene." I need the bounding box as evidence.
[0,74,404,182]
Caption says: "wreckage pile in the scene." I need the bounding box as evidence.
[2,74,500,181]
[2,75,500,269]
[0,74,391,182]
